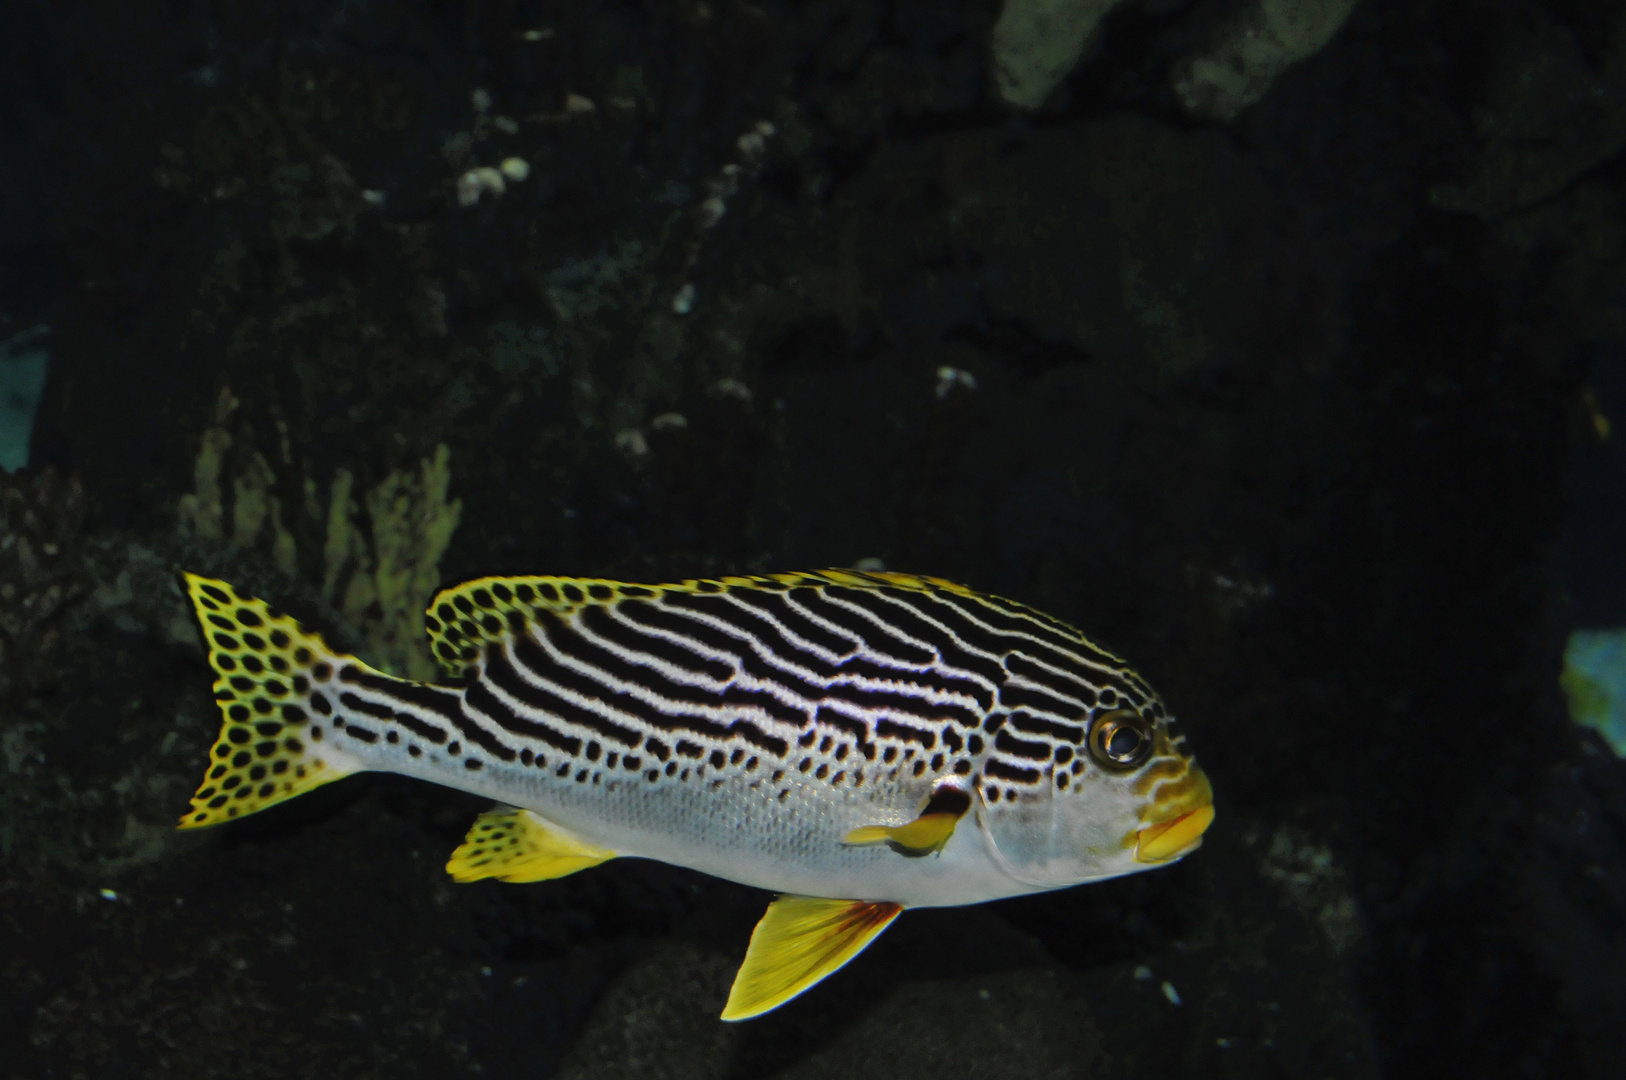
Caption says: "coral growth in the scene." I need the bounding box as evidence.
[1171,0,1360,122]
[177,391,461,678]
[320,445,461,680]
[989,0,1359,118]
[176,387,299,574]
[990,0,1127,109]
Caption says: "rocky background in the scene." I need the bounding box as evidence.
[2,1,1624,1077]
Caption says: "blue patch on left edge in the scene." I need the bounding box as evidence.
[0,325,50,472]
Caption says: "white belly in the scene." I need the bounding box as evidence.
[401,753,1044,908]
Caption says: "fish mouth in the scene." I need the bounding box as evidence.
[1134,803,1215,862]
[1134,767,1215,863]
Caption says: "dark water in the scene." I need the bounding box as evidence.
[2,2,1624,1077]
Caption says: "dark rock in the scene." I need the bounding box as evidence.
[0,466,86,702]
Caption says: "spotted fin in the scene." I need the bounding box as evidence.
[720,896,904,1021]
[843,784,972,856]
[177,573,365,830]
[445,806,616,883]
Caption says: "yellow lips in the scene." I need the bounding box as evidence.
[1135,803,1215,863]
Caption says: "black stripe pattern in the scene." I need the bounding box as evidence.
[306,570,1167,804]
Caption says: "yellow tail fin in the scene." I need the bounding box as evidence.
[177,573,364,829]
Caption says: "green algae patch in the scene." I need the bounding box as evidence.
[1561,629,1626,756]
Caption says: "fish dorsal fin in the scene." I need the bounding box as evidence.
[422,569,1113,681]
[720,896,904,1021]
[178,573,363,829]
[445,806,616,883]
[421,570,975,679]
[843,784,972,856]
[424,576,646,678]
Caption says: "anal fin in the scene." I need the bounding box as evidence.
[445,807,616,883]
[721,896,903,1021]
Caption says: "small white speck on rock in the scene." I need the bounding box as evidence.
[709,378,753,405]
[935,365,978,399]
[456,166,505,207]
[698,196,726,228]
[613,429,650,459]
[671,282,696,315]
[1161,980,1182,1006]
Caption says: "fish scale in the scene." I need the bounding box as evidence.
[176,568,1214,1020]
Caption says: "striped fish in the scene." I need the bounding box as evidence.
[178,569,1213,1019]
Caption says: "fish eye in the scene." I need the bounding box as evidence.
[1087,710,1153,770]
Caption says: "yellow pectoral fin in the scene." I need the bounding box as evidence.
[445,807,616,883]
[843,807,965,856]
[721,896,904,1022]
